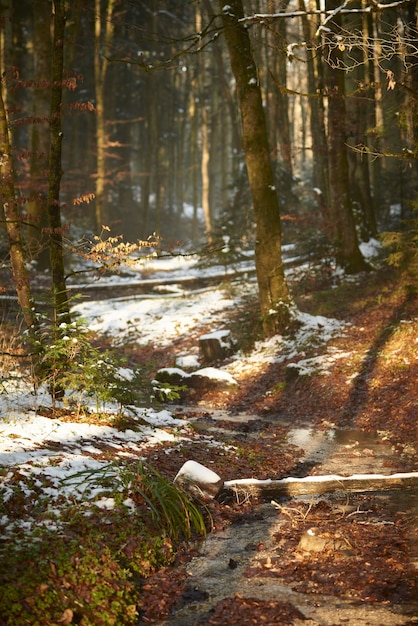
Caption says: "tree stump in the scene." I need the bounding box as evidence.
[199,330,233,362]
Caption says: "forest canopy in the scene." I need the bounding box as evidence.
[1,0,416,240]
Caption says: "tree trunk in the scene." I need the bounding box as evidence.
[220,471,418,500]
[27,2,51,269]
[370,12,384,223]
[47,0,70,324]
[200,104,212,243]
[376,7,405,223]
[220,0,292,335]
[27,0,51,264]
[403,0,418,195]
[205,0,242,184]
[324,0,369,272]
[344,6,377,240]
[0,78,38,332]
[94,0,115,231]
[299,0,330,219]
[188,83,200,240]
[268,1,293,179]
[196,5,213,244]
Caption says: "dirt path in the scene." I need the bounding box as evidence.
[153,412,418,625]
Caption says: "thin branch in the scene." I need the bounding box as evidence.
[0,349,33,358]
[239,0,413,24]
[349,143,417,160]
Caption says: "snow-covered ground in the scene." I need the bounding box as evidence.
[0,242,382,538]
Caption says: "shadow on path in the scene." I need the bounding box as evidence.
[342,286,416,425]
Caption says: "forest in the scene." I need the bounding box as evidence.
[0,1,417,624]
[1,0,417,337]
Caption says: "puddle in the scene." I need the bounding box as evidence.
[286,427,398,475]
[189,409,406,477]
[287,426,389,457]
[286,427,418,570]
[287,427,336,462]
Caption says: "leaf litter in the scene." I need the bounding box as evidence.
[1,249,417,624]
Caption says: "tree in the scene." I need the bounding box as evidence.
[94,0,116,231]
[0,75,38,332]
[219,0,293,335]
[47,0,71,325]
[343,6,377,240]
[196,4,213,243]
[27,0,51,262]
[265,0,293,180]
[323,0,369,272]
[404,0,418,156]
[299,0,330,219]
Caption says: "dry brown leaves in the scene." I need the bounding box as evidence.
[245,500,418,604]
[200,594,307,625]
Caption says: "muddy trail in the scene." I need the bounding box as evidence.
[144,411,418,626]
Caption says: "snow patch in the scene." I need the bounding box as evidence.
[174,460,222,485]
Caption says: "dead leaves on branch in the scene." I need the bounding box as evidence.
[75,227,162,271]
[72,192,95,206]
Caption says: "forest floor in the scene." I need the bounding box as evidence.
[132,266,418,625]
[1,263,417,625]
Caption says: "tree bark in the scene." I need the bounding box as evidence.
[299,0,330,219]
[196,5,213,244]
[324,0,369,272]
[220,471,418,500]
[344,6,377,240]
[47,0,70,324]
[94,0,115,231]
[0,78,38,331]
[204,0,242,182]
[27,0,51,264]
[267,0,293,179]
[220,0,292,335]
[403,0,418,189]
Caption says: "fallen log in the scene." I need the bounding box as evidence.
[219,472,418,500]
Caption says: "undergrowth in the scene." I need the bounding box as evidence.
[0,511,164,625]
[0,462,208,625]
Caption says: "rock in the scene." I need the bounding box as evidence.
[189,367,238,391]
[154,367,191,386]
[199,330,234,363]
[297,527,352,554]
[155,366,238,394]
[175,354,201,370]
[174,460,223,498]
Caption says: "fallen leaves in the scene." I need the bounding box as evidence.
[244,500,418,604]
[138,566,190,621]
[201,594,307,625]
[57,609,73,625]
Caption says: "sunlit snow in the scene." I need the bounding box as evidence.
[73,288,236,347]
[0,246,382,537]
